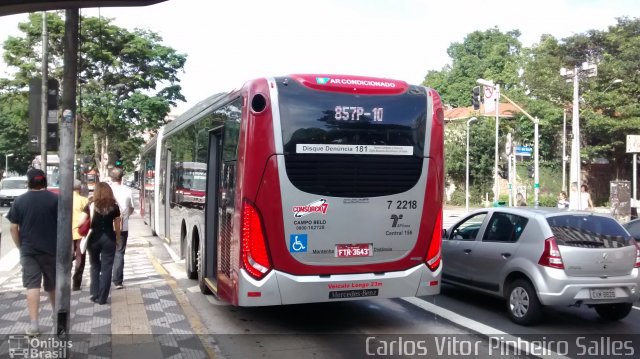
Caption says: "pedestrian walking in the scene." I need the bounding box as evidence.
[78,182,121,305]
[7,168,58,336]
[109,168,134,289]
[71,179,89,290]
[581,184,594,210]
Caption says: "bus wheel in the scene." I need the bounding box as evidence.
[197,246,212,295]
[185,237,197,279]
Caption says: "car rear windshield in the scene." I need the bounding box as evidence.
[546,215,632,248]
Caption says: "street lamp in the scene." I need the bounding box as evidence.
[603,79,623,93]
[5,153,14,177]
[466,117,478,212]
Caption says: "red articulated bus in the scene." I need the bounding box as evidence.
[140,74,444,306]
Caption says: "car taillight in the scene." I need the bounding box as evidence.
[241,200,272,279]
[426,210,442,271]
[538,237,564,269]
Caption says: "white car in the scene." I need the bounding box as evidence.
[0,176,28,207]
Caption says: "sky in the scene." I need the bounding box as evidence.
[1,0,639,115]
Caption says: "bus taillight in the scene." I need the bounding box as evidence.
[241,200,272,279]
[425,210,442,271]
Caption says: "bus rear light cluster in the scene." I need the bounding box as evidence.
[425,210,442,271]
[241,200,272,279]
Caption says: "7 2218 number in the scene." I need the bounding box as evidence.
[387,200,417,210]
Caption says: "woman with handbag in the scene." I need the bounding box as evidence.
[77,182,121,305]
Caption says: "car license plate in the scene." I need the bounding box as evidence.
[590,288,616,299]
[336,244,372,258]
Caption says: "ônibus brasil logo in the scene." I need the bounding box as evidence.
[292,199,329,218]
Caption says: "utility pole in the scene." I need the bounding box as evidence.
[494,84,500,205]
[40,12,48,171]
[466,117,478,212]
[561,62,597,210]
[55,8,79,338]
[562,109,567,192]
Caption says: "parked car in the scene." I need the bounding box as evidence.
[622,218,640,240]
[442,207,640,326]
[0,176,28,207]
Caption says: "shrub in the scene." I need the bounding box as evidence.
[448,190,466,206]
[538,194,558,207]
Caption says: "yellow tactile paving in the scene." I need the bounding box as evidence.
[111,278,153,344]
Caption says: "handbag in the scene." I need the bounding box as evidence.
[79,204,94,254]
[78,215,90,236]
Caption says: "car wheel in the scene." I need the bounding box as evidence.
[594,303,632,321]
[506,279,542,326]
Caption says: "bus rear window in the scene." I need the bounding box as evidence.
[277,77,427,156]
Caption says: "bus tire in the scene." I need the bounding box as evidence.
[197,248,212,295]
[185,237,197,279]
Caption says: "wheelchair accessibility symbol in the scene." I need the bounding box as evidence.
[289,234,308,253]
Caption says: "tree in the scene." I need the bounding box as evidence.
[0,12,187,172]
[423,27,523,108]
[0,91,30,175]
[523,17,640,182]
[426,28,525,197]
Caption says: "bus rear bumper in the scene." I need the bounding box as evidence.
[237,264,441,306]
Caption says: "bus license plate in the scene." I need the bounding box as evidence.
[590,288,616,299]
[336,244,372,258]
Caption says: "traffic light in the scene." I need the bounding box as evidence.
[28,78,60,151]
[471,86,481,110]
[114,150,123,168]
[47,79,59,111]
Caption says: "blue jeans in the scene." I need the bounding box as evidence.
[88,233,116,304]
[112,231,128,286]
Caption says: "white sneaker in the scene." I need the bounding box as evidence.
[25,322,39,336]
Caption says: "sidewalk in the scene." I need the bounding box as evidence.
[0,214,216,358]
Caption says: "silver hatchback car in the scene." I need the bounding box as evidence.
[442,207,640,325]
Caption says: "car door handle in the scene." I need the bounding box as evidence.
[501,252,511,258]
[464,249,472,254]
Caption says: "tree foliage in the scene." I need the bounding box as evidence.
[424,27,522,107]
[428,18,640,203]
[0,12,187,172]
